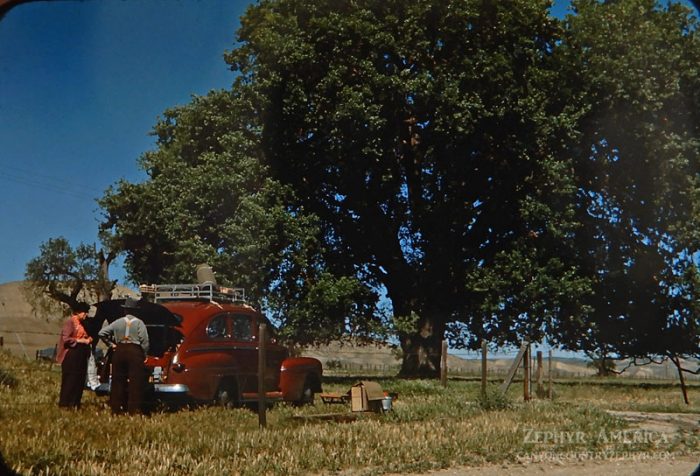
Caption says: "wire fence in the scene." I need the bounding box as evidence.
[315,355,700,381]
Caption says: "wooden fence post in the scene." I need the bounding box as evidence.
[481,340,488,397]
[499,340,529,396]
[258,323,267,428]
[15,332,28,359]
[440,340,448,387]
[523,344,530,401]
[548,350,553,399]
[536,351,544,398]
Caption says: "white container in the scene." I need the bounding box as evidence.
[381,396,392,412]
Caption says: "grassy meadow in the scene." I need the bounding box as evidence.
[1,349,698,475]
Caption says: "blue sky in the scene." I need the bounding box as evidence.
[0,0,696,287]
[0,0,249,284]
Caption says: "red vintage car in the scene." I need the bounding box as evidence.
[93,284,322,407]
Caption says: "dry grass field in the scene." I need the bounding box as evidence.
[1,281,698,475]
[1,349,698,476]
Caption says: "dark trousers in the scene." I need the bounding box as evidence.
[110,343,146,415]
[59,344,89,408]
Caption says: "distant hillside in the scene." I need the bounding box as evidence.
[0,281,60,358]
[0,281,135,359]
[305,342,699,381]
[304,342,598,378]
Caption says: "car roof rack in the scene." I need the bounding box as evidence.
[139,283,246,305]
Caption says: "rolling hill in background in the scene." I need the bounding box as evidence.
[0,281,136,358]
[303,341,698,380]
[0,281,60,358]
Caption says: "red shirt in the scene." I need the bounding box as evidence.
[55,315,89,364]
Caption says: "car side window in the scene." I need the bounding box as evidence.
[206,314,228,340]
[231,314,252,342]
[247,316,277,344]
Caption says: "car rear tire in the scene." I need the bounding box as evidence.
[215,380,239,408]
[295,376,316,406]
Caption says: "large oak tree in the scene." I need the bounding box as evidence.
[97,0,700,379]
[226,0,592,376]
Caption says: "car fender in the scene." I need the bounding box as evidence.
[170,347,244,402]
[279,357,323,401]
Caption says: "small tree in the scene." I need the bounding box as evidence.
[585,351,617,377]
[24,236,116,316]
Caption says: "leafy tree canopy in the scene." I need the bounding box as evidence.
[97,0,700,379]
[554,0,700,364]
[98,90,380,345]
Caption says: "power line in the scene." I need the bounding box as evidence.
[2,163,101,191]
[0,172,95,201]
[0,164,103,201]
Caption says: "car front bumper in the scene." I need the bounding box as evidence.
[94,382,189,396]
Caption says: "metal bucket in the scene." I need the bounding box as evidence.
[381,396,392,412]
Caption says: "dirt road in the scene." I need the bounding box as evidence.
[401,410,699,476]
[425,456,698,476]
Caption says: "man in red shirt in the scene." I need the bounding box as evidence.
[56,302,92,409]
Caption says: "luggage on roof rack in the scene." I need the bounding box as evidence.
[139,283,246,304]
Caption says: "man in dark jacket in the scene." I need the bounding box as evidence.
[98,298,149,415]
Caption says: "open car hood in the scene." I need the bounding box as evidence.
[88,299,184,359]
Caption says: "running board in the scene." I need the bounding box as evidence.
[241,391,283,402]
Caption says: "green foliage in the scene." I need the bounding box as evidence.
[99,91,284,287]
[391,311,420,339]
[551,0,700,367]
[270,272,382,343]
[97,0,700,367]
[99,91,378,346]
[228,0,590,372]
[476,385,513,411]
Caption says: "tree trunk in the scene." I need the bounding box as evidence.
[97,249,116,302]
[384,273,446,378]
[398,314,445,378]
[670,355,690,405]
